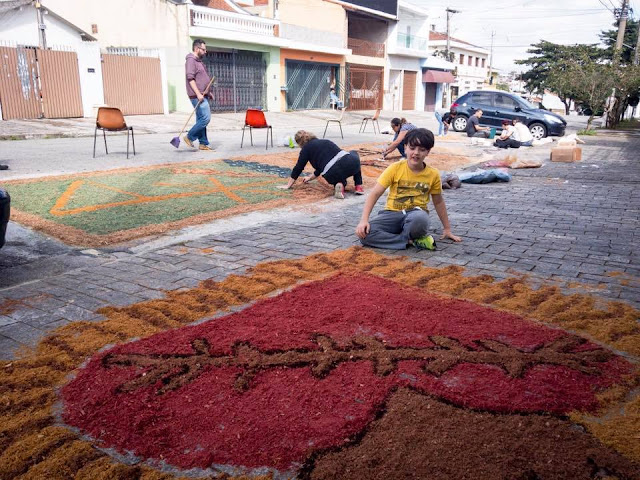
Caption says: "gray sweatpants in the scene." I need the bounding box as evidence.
[360,209,430,250]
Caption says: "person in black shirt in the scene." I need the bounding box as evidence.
[280,130,364,199]
[466,109,490,138]
[441,108,456,135]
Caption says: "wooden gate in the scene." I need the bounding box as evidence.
[39,49,83,118]
[101,54,163,115]
[346,64,383,110]
[0,46,41,120]
[402,70,417,110]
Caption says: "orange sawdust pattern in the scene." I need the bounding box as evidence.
[1,247,638,479]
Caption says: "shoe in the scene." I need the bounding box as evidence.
[183,135,195,149]
[413,234,436,251]
[334,183,345,199]
[354,185,365,195]
[199,144,214,151]
[0,165,8,170]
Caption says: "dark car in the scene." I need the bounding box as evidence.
[0,189,9,249]
[451,90,566,139]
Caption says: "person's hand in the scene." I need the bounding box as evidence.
[441,229,462,242]
[196,92,204,102]
[356,221,370,239]
[302,177,311,184]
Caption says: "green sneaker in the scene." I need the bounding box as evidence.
[413,234,436,251]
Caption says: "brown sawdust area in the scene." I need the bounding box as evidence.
[7,143,477,248]
[3,247,637,479]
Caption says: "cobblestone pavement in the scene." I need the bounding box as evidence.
[0,132,638,359]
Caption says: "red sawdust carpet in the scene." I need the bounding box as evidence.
[2,248,639,479]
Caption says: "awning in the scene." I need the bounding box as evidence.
[423,70,455,84]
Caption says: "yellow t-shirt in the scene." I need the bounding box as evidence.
[377,159,442,211]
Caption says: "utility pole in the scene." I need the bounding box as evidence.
[35,0,47,50]
[606,0,629,127]
[445,7,459,62]
[613,0,629,63]
[488,30,495,84]
[634,19,640,65]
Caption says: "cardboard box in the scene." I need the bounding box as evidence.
[551,146,582,163]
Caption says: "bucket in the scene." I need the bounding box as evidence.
[489,127,496,139]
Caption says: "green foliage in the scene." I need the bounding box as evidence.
[577,129,597,136]
[615,118,639,129]
[515,41,605,114]
[599,19,639,64]
[496,83,510,92]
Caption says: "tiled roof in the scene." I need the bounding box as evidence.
[429,31,477,48]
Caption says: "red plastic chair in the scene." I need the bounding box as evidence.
[241,109,273,150]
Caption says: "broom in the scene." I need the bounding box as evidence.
[170,76,216,148]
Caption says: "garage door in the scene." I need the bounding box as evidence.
[402,71,417,110]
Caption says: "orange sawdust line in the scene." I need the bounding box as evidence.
[49,179,84,215]
[1,247,639,478]
[207,176,247,203]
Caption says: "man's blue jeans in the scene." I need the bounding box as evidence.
[435,111,444,136]
[187,98,211,146]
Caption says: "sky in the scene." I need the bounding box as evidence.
[406,0,637,73]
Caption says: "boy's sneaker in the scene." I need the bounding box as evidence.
[413,234,436,251]
[354,185,365,195]
[199,144,214,151]
[334,183,345,199]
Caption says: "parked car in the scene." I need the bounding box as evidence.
[0,188,9,249]
[451,90,566,139]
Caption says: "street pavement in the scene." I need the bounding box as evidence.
[1,111,638,360]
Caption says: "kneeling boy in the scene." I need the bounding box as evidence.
[356,128,462,250]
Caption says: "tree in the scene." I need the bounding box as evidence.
[556,60,615,130]
[515,41,603,114]
[599,19,639,65]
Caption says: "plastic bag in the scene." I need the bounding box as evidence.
[281,135,296,148]
[458,168,511,184]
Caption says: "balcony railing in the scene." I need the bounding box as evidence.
[347,38,385,58]
[396,33,427,51]
[190,6,279,37]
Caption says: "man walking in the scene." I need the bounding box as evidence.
[184,39,213,151]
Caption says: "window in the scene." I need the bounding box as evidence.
[471,92,493,105]
[475,57,479,67]
[468,56,472,66]
[482,58,486,68]
[459,54,464,64]
[495,94,519,110]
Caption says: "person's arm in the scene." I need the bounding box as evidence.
[431,194,462,242]
[356,183,387,239]
[384,130,408,157]
[280,149,309,189]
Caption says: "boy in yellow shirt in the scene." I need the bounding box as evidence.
[356,128,462,250]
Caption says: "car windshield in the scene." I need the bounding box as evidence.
[518,97,538,109]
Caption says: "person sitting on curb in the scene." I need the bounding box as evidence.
[512,118,534,146]
[356,128,462,250]
[383,118,417,159]
[466,110,490,138]
[494,120,521,148]
[280,130,364,199]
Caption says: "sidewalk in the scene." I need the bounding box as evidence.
[0,109,439,140]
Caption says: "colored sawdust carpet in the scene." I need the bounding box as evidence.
[4,248,638,479]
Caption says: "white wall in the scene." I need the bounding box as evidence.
[75,42,104,117]
[0,7,43,46]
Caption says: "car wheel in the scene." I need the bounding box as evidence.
[529,122,547,140]
[453,115,468,132]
